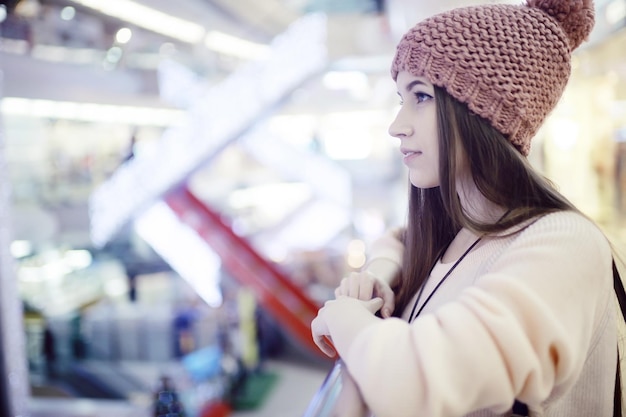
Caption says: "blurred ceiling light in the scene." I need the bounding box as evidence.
[0,5,7,23]
[68,0,205,43]
[204,31,270,60]
[67,0,267,58]
[116,27,133,44]
[2,97,184,127]
[63,250,93,270]
[11,240,33,259]
[60,6,76,20]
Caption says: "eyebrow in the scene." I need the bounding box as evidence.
[405,79,428,92]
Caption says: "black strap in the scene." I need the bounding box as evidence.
[512,400,529,415]
[613,260,624,417]
[514,259,624,417]
[615,355,622,417]
[408,237,482,323]
[614,260,626,325]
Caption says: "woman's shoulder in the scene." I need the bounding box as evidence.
[510,210,610,251]
[486,211,614,283]
[528,210,602,232]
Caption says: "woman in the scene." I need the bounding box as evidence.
[311,0,619,416]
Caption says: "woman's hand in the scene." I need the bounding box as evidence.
[335,271,395,318]
[311,297,383,357]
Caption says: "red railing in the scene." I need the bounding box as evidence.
[164,185,327,360]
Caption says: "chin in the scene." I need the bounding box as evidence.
[409,177,439,189]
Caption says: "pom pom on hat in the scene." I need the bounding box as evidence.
[527,0,595,49]
[391,0,596,156]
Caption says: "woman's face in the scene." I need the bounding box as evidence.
[389,71,439,189]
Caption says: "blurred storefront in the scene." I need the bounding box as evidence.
[539,0,626,232]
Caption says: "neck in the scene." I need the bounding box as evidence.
[456,179,507,225]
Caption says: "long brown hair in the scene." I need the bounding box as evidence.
[392,87,578,316]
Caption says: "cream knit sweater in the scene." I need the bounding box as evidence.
[325,211,617,417]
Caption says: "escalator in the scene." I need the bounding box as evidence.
[89,13,343,362]
[164,185,326,359]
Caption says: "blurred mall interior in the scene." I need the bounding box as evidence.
[0,0,625,416]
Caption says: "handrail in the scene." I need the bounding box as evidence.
[302,360,372,417]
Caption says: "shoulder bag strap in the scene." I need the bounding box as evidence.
[613,260,625,417]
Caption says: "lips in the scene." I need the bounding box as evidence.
[401,148,421,157]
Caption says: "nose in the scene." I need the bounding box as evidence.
[388,106,413,139]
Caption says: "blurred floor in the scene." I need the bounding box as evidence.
[28,355,332,417]
[230,359,330,417]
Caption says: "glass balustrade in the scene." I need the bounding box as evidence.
[302,359,372,417]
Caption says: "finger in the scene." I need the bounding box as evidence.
[311,316,337,357]
[373,283,396,318]
[312,331,336,357]
[349,275,361,298]
[346,273,374,300]
[363,297,384,314]
[335,277,350,297]
[381,304,394,318]
[358,277,374,301]
[315,336,337,358]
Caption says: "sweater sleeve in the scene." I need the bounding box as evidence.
[364,227,405,285]
[326,212,613,417]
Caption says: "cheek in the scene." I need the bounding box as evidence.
[408,155,440,188]
[424,108,439,150]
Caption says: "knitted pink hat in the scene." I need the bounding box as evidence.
[391,0,595,155]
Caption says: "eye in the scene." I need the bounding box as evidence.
[414,92,433,104]
[397,91,433,106]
